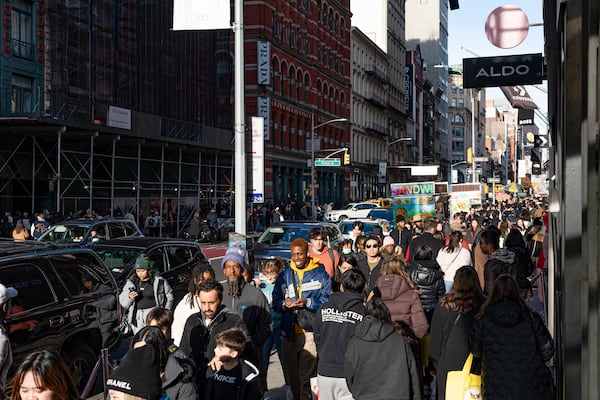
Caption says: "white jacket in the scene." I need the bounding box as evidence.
[171,293,201,347]
[436,246,472,282]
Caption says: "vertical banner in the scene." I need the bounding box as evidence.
[257,41,271,85]
[250,117,265,203]
[404,64,414,115]
[378,162,387,184]
[257,97,270,140]
[173,0,231,31]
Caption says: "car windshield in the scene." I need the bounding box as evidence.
[257,226,311,246]
[91,245,144,279]
[38,224,90,243]
[339,221,378,236]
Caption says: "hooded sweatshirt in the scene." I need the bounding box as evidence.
[344,316,421,400]
[272,258,331,338]
[374,274,429,338]
[313,291,365,377]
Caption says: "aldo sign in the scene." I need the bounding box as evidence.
[462,53,544,88]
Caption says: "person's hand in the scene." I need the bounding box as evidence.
[128,290,138,300]
[294,298,307,308]
[208,357,223,372]
[284,298,295,309]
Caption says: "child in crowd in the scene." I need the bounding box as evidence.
[259,258,285,379]
[204,327,262,400]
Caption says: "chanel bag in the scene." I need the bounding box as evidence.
[291,272,315,332]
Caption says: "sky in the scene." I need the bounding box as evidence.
[448,0,547,130]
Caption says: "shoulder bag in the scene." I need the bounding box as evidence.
[291,272,315,332]
[445,352,482,400]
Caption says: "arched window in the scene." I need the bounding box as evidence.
[452,114,464,123]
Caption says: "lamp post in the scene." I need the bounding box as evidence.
[450,161,470,185]
[386,138,412,195]
[311,115,349,220]
[471,90,477,183]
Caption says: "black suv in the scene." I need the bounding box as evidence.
[38,218,143,245]
[90,237,208,302]
[0,240,120,389]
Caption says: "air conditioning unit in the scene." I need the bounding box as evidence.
[353,168,360,173]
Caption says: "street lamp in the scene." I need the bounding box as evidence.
[311,115,349,220]
[450,161,470,185]
[387,137,413,146]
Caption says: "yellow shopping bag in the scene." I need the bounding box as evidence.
[445,353,482,400]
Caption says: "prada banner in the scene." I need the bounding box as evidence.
[463,53,544,88]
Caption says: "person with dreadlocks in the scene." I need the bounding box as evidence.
[220,242,272,376]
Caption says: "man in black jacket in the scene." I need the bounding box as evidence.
[179,280,250,387]
[408,219,444,261]
[313,270,366,400]
[389,215,410,256]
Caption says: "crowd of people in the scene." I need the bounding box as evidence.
[0,198,554,400]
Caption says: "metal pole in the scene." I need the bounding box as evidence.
[234,0,246,235]
[471,91,476,183]
[311,113,316,220]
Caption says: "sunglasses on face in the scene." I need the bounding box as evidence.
[365,244,379,249]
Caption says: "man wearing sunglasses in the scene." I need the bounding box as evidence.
[357,235,384,293]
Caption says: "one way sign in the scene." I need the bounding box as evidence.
[534,135,549,148]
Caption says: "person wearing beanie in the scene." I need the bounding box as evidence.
[119,255,174,335]
[107,345,163,400]
[0,284,16,397]
[220,242,271,383]
[272,238,331,400]
[379,235,404,262]
[389,215,410,256]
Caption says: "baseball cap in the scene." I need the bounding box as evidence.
[0,283,17,305]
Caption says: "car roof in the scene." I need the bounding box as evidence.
[269,221,338,227]
[0,239,96,260]
[90,237,201,249]
[56,218,136,225]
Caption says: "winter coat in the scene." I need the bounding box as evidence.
[204,358,262,400]
[408,232,444,261]
[505,245,535,294]
[429,305,478,400]
[469,301,554,400]
[372,274,429,338]
[407,260,446,314]
[390,227,411,256]
[272,258,331,338]
[483,248,517,295]
[313,291,365,378]
[162,350,198,400]
[0,326,11,400]
[172,294,201,347]
[178,306,249,374]
[357,256,385,294]
[119,273,174,326]
[436,246,473,283]
[222,281,272,348]
[344,315,421,400]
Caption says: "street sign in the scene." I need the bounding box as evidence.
[315,158,341,167]
[488,177,501,183]
[474,157,489,162]
[534,135,549,148]
[463,53,544,88]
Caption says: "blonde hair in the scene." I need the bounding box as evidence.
[262,257,284,274]
[381,256,418,291]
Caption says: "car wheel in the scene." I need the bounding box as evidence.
[339,215,348,221]
[63,342,98,391]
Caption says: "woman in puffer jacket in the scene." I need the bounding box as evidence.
[370,256,429,339]
[469,275,554,400]
[407,245,446,324]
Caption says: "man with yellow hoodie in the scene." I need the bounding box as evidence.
[272,238,331,400]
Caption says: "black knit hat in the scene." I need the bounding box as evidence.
[106,345,162,400]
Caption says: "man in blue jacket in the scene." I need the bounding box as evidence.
[313,270,366,400]
[272,238,331,400]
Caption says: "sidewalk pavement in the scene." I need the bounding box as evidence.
[264,350,288,400]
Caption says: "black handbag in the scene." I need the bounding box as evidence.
[291,272,315,332]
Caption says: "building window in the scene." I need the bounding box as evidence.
[451,84,457,93]
[459,86,464,94]
[450,98,457,107]
[11,0,33,60]
[452,126,464,138]
[452,114,464,123]
[216,59,232,90]
[12,74,33,113]
[458,98,464,107]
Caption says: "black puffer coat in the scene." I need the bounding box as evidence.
[469,300,554,400]
[407,260,446,316]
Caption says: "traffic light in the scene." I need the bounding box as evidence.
[449,0,459,10]
[344,151,350,165]
[467,147,473,163]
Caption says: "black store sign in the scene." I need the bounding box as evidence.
[463,53,544,88]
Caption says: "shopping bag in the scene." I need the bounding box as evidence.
[310,376,319,400]
[445,353,482,400]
